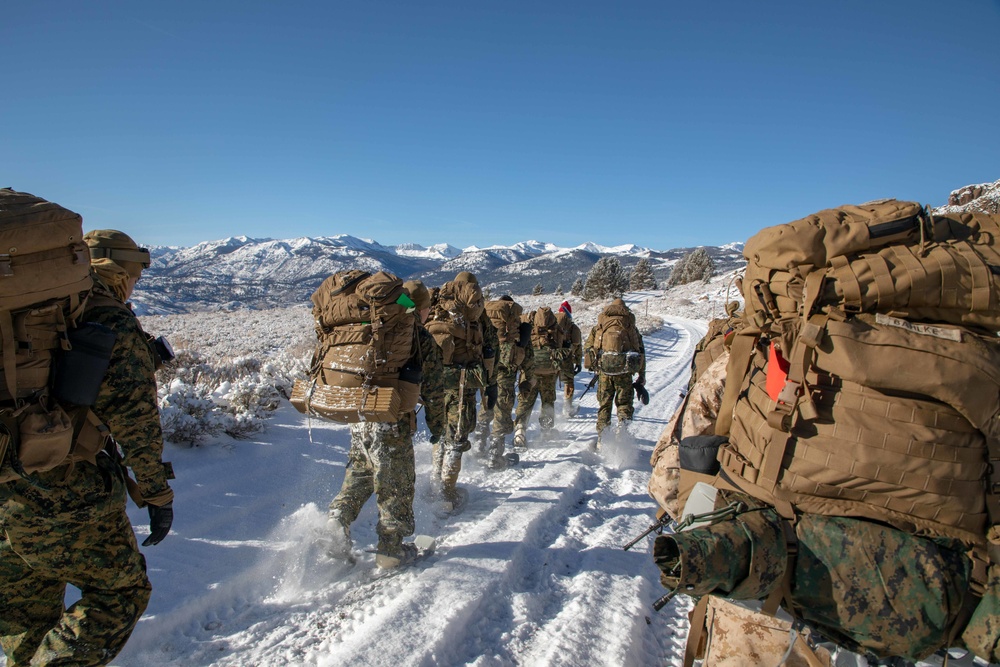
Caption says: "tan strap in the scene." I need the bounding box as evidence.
[792,630,829,667]
[864,253,897,310]
[0,311,17,401]
[888,244,928,308]
[762,518,798,616]
[714,332,758,436]
[683,595,711,667]
[957,242,992,312]
[830,255,862,308]
[928,245,959,309]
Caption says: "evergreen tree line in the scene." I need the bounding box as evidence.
[513,249,716,300]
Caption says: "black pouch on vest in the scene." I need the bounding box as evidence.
[54,322,117,407]
[518,322,532,348]
[678,435,726,475]
[398,360,423,385]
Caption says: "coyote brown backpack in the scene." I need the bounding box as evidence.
[425,273,485,370]
[291,270,419,423]
[0,188,108,483]
[486,297,525,368]
[485,298,522,345]
[713,200,1000,661]
[528,307,563,375]
[593,301,642,375]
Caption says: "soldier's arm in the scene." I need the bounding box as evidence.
[90,307,174,506]
[572,325,583,364]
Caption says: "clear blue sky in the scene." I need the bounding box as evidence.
[3,1,998,250]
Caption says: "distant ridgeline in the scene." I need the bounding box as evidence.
[131,236,745,315]
[131,178,999,315]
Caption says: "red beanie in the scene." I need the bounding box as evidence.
[559,301,571,315]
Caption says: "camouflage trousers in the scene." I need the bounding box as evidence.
[515,372,557,430]
[488,363,518,438]
[442,379,480,447]
[0,456,151,667]
[596,372,635,432]
[329,418,416,551]
[559,361,576,401]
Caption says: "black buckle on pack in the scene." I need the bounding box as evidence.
[0,255,12,277]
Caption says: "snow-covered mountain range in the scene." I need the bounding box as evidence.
[131,178,1000,316]
[133,235,745,314]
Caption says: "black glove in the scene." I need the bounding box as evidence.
[573,363,582,375]
[430,434,441,445]
[485,384,498,410]
[636,374,646,386]
[518,380,532,394]
[142,502,173,546]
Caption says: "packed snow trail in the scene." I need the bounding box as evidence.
[109,314,707,667]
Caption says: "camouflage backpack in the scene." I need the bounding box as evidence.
[0,188,109,483]
[592,301,642,375]
[702,200,1000,661]
[425,273,486,371]
[291,270,419,423]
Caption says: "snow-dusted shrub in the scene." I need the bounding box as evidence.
[155,347,308,444]
[158,378,225,445]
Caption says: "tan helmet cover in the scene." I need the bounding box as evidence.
[84,229,150,278]
[403,280,431,310]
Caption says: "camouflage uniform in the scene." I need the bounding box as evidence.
[555,308,582,407]
[489,341,526,440]
[329,317,445,558]
[654,495,974,662]
[425,272,493,506]
[584,299,645,437]
[0,263,173,666]
[514,343,559,436]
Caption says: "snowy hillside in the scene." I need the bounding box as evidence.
[131,235,745,315]
[30,275,737,667]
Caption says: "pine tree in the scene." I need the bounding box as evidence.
[555,284,564,295]
[532,282,544,296]
[668,248,716,287]
[583,256,628,301]
[571,277,584,296]
[629,257,658,290]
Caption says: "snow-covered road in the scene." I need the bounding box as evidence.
[111,314,708,666]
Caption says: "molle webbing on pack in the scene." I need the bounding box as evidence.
[426,276,485,366]
[716,201,1000,548]
[0,188,110,483]
[485,299,523,344]
[294,270,418,423]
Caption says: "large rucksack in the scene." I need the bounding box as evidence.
[291,270,419,423]
[485,298,522,345]
[485,297,525,368]
[711,200,1000,661]
[593,303,642,375]
[425,273,486,373]
[0,189,108,483]
[527,307,563,375]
